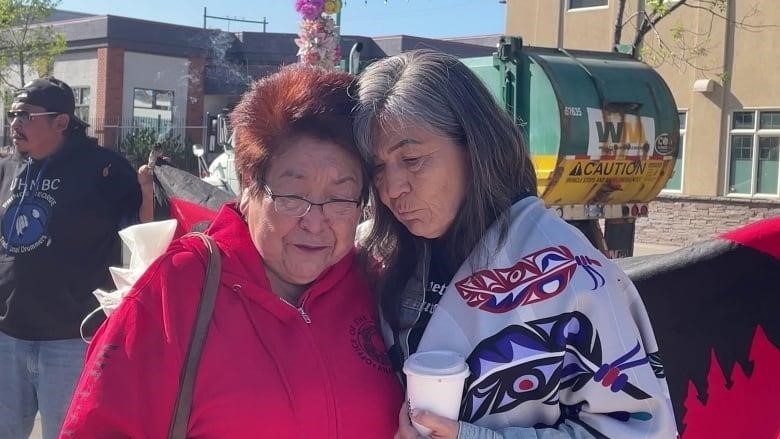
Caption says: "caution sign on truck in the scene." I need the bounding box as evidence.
[539,104,677,206]
[566,160,658,183]
[544,158,673,205]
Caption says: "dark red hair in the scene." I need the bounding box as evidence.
[230,64,366,201]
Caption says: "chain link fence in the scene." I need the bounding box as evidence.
[1,115,204,173]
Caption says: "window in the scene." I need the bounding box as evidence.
[727,110,780,196]
[73,87,90,122]
[568,0,608,10]
[760,111,780,129]
[664,111,686,191]
[132,88,174,129]
[733,112,754,129]
[133,88,173,111]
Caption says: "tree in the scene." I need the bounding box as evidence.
[0,0,66,89]
[613,0,770,78]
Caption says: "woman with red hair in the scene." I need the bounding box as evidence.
[60,65,403,438]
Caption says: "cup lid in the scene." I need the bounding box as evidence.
[403,350,470,378]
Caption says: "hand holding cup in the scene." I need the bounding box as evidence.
[403,350,470,436]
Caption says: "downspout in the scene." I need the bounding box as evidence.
[557,0,566,48]
[717,0,736,195]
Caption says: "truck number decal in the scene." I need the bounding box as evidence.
[564,106,582,117]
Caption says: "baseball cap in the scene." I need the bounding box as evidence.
[13,77,89,129]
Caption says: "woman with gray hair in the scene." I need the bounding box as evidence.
[354,49,677,438]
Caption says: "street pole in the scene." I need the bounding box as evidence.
[336,0,344,28]
[337,5,343,71]
[203,9,269,32]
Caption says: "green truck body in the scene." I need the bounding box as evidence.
[462,37,680,257]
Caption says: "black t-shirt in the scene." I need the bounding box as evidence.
[403,192,533,356]
[406,239,459,355]
[0,137,142,340]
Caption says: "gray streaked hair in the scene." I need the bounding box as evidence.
[353,49,537,328]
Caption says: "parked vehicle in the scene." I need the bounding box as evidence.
[463,37,679,258]
[194,109,239,196]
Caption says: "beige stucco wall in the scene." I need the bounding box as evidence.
[729,1,780,106]
[507,0,614,50]
[650,4,729,196]
[506,2,561,47]
[560,5,614,50]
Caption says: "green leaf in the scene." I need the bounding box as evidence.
[0,0,65,88]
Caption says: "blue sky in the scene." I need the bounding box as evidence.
[58,0,507,38]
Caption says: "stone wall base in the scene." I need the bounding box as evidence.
[635,194,780,246]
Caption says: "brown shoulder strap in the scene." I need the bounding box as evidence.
[168,232,222,439]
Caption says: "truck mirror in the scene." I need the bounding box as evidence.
[349,42,363,74]
[192,143,205,158]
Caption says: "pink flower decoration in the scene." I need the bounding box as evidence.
[294,1,340,69]
[295,0,325,21]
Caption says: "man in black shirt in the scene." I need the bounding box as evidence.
[0,77,144,439]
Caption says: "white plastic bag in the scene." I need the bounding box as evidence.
[81,219,178,341]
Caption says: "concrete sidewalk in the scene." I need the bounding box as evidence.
[633,242,680,256]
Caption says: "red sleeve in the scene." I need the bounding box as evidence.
[60,245,206,439]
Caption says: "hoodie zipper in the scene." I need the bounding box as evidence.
[280,296,312,324]
[273,290,340,433]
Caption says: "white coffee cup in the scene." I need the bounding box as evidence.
[403,350,471,436]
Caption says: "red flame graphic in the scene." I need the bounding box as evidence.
[681,326,780,439]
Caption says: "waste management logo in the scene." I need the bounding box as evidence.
[586,108,656,158]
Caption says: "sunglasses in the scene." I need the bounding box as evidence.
[6,110,60,123]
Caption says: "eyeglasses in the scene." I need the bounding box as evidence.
[261,182,361,219]
[6,111,60,123]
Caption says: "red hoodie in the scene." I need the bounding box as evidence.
[61,205,403,438]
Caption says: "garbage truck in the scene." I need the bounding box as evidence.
[196,108,239,196]
[463,36,679,258]
[197,36,679,258]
